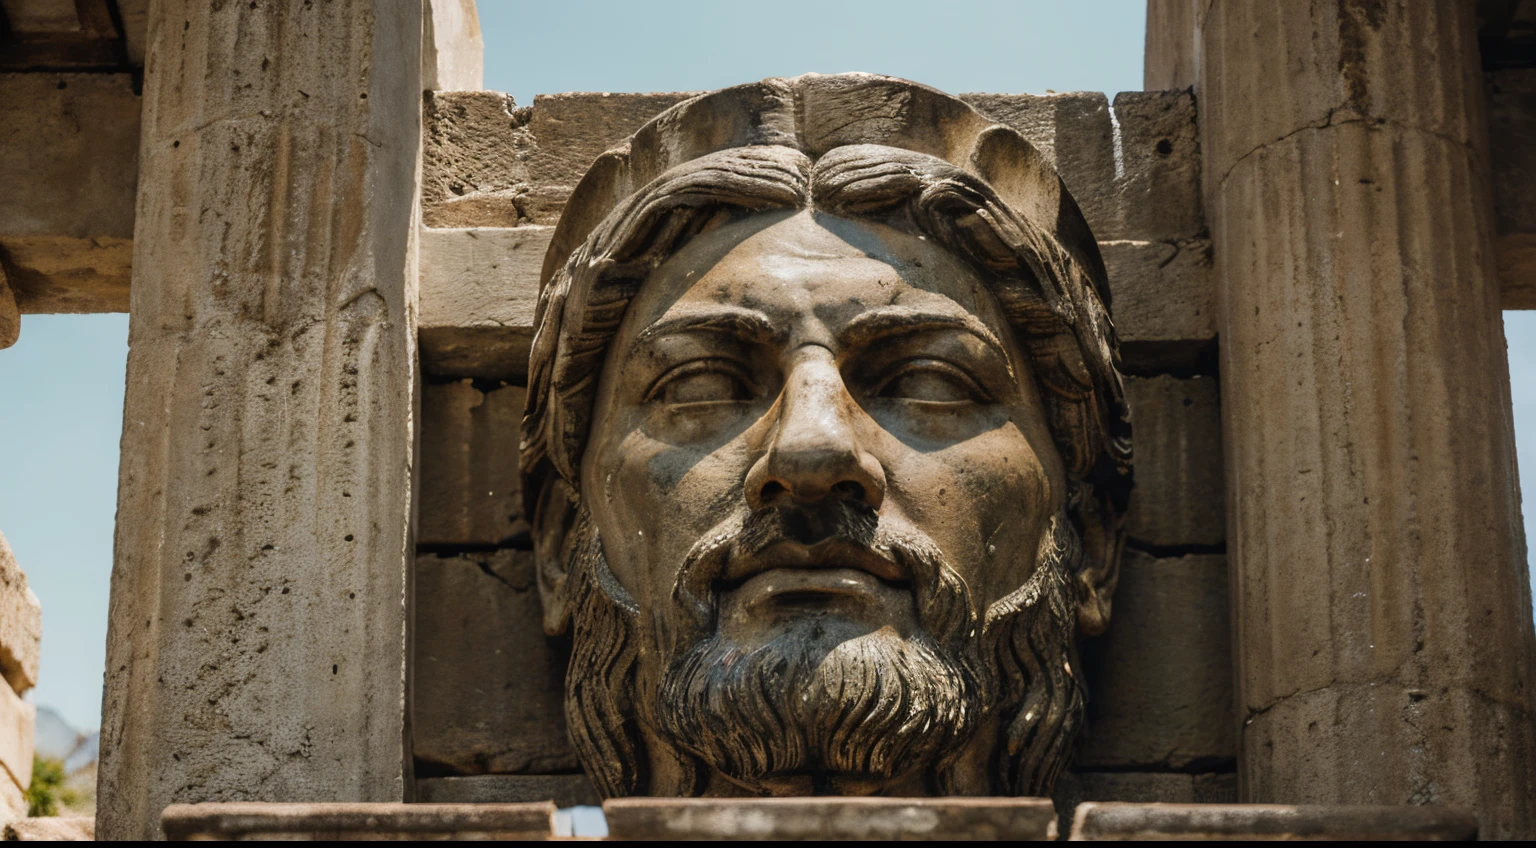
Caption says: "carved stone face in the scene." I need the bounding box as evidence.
[578,210,1067,794]
[524,74,1131,801]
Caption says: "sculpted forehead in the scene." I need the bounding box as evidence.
[620,211,1015,348]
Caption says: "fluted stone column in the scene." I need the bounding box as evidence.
[98,1,422,839]
[1198,1,1536,838]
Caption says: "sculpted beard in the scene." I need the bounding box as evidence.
[561,500,1087,798]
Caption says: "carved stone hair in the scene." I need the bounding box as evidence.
[523,74,1132,638]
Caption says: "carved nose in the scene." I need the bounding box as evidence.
[745,346,886,512]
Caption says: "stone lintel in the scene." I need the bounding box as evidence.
[1490,68,1536,308]
[160,802,556,841]
[603,797,1058,841]
[0,72,139,314]
[1068,802,1478,841]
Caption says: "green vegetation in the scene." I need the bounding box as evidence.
[23,756,82,817]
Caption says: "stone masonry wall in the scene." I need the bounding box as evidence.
[0,532,42,819]
[410,86,1230,809]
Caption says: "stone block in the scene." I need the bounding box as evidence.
[1102,239,1214,369]
[1068,802,1478,841]
[421,90,531,227]
[413,550,576,775]
[0,531,41,693]
[964,90,1203,244]
[523,92,700,195]
[3,817,94,841]
[160,802,556,841]
[419,381,527,546]
[1077,551,1233,770]
[1489,69,1536,308]
[1110,90,1204,243]
[1055,771,1237,809]
[963,93,1118,241]
[416,775,599,808]
[604,797,1058,841]
[1053,772,1236,839]
[1123,375,1224,548]
[0,677,35,792]
[0,73,139,313]
[422,91,696,229]
[418,227,547,380]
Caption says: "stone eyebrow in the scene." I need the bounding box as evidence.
[839,307,1013,366]
[635,306,781,345]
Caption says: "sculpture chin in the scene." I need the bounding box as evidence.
[654,609,983,794]
[559,505,1088,799]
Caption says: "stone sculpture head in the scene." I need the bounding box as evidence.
[523,74,1131,799]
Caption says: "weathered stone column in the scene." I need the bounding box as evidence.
[98,1,422,839]
[1198,1,1536,838]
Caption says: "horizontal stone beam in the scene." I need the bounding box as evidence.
[0,72,138,313]
[1490,68,1536,309]
[9,77,1535,321]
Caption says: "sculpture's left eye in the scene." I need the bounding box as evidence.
[876,359,989,404]
[648,361,756,405]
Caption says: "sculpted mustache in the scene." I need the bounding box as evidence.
[668,500,976,642]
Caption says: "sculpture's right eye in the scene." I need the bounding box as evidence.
[646,360,756,405]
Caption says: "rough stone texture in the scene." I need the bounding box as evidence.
[1122,376,1224,547]
[1488,68,1536,308]
[1144,0,1204,91]
[423,0,482,92]
[0,531,41,694]
[160,801,556,841]
[3,816,95,841]
[97,1,423,840]
[1068,802,1479,841]
[1100,239,1213,370]
[963,90,1204,244]
[419,382,527,546]
[413,550,576,775]
[0,263,16,349]
[1056,772,1238,809]
[1201,1,1536,838]
[604,797,1058,841]
[421,90,696,229]
[1076,552,1233,770]
[416,87,1213,378]
[0,678,35,796]
[0,72,139,313]
[415,775,600,808]
[1053,772,1236,839]
[419,227,547,380]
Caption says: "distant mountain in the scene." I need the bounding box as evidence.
[33,706,81,761]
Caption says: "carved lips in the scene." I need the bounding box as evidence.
[719,537,913,617]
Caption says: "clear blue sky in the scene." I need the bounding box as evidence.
[2,0,1533,733]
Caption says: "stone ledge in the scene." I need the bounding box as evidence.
[1067,802,1477,841]
[161,801,556,841]
[603,797,1058,841]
